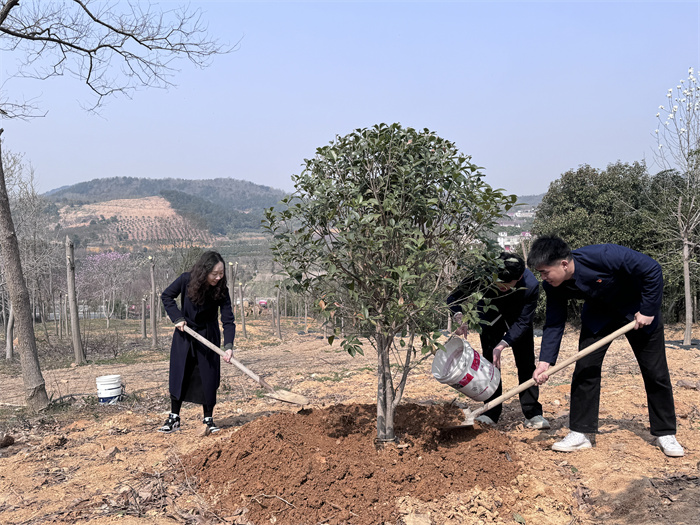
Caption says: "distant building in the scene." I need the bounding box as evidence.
[496,232,523,252]
[496,219,524,228]
[495,230,533,251]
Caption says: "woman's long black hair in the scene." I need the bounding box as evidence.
[187,251,228,306]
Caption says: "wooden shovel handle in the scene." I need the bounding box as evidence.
[182,325,275,393]
[471,320,637,419]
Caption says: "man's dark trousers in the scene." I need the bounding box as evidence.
[570,317,676,436]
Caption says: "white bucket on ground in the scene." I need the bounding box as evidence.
[431,337,500,401]
[96,374,123,404]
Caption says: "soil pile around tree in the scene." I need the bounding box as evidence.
[184,403,519,525]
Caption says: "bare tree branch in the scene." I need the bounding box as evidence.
[0,0,232,115]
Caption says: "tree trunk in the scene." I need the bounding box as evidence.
[31,285,35,329]
[105,299,110,330]
[50,267,58,336]
[1,286,6,335]
[228,261,237,317]
[375,333,396,442]
[682,233,693,345]
[0,136,49,410]
[276,285,282,339]
[5,304,14,360]
[57,292,63,339]
[62,294,68,337]
[39,299,52,347]
[520,237,529,261]
[66,236,85,364]
[157,288,162,321]
[150,259,157,348]
[141,295,147,338]
[238,282,247,338]
[105,290,115,330]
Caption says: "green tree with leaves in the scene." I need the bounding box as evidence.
[264,123,516,441]
[532,161,654,251]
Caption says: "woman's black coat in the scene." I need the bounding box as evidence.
[161,272,235,406]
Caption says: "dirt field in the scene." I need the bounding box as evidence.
[0,321,698,524]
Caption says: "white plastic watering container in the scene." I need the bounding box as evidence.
[432,337,500,401]
[96,374,123,404]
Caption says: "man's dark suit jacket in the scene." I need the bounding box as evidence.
[540,244,663,364]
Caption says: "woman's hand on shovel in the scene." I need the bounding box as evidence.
[223,348,233,363]
[533,361,551,385]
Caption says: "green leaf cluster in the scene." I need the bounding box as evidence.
[532,161,654,250]
[264,123,515,355]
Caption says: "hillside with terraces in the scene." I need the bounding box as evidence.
[56,196,221,251]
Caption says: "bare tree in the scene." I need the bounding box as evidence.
[0,0,228,116]
[5,303,13,360]
[0,1,227,409]
[149,256,157,348]
[0,133,47,409]
[66,236,85,364]
[228,261,238,317]
[238,281,247,338]
[653,68,700,345]
[141,294,147,339]
[80,252,131,329]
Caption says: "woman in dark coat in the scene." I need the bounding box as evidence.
[159,251,235,433]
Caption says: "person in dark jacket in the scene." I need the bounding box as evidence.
[447,252,548,428]
[528,235,683,457]
[159,251,235,434]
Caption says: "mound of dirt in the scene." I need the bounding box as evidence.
[184,403,520,525]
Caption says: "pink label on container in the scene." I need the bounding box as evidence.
[458,373,474,386]
[471,351,480,371]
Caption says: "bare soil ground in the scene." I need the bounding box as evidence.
[0,320,698,525]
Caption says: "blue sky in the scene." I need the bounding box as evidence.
[2,1,699,197]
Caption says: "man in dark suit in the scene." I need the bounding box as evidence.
[447,252,548,428]
[527,235,683,457]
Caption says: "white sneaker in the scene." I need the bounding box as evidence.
[657,435,684,457]
[525,415,551,429]
[552,431,592,452]
[475,415,496,426]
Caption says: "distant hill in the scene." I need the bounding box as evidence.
[516,193,544,207]
[44,176,288,212]
[57,196,219,249]
[45,176,288,237]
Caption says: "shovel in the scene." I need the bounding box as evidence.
[182,325,309,405]
[453,320,636,428]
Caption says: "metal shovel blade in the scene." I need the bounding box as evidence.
[182,325,309,405]
[264,390,310,405]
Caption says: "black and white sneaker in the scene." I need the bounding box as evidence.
[203,417,220,433]
[158,413,181,433]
